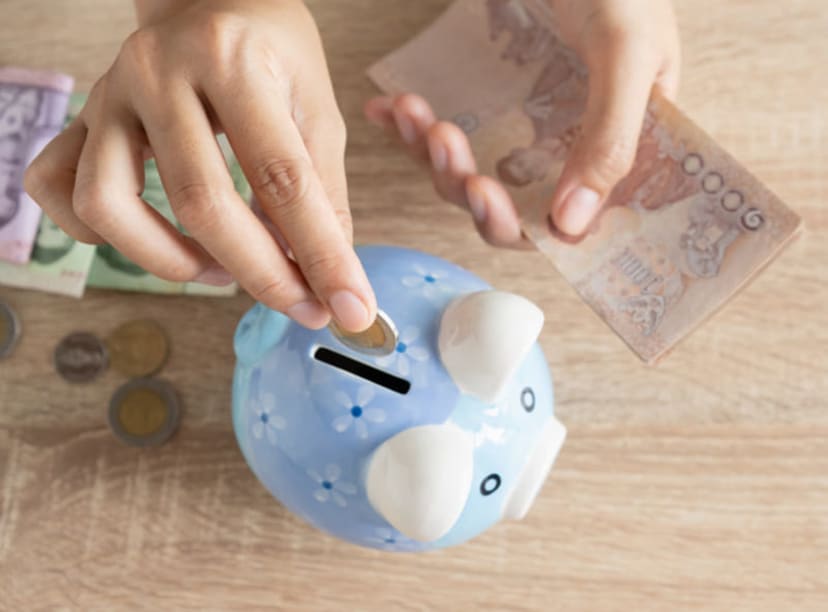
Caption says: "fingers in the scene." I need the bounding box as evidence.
[365,94,436,163]
[292,96,353,244]
[23,119,103,244]
[550,39,659,236]
[72,106,226,284]
[465,175,533,249]
[367,93,532,251]
[425,120,477,207]
[133,84,329,323]
[206,79,376,332]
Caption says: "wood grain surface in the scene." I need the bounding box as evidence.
[1,1,826,610]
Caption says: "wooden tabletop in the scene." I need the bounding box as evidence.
[1,1,826,609]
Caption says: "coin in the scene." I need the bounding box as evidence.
[106,319,169,377]
[54,332,108,383]
[0,301,21,360]
[108,378,181,447]
[329,309,398,356]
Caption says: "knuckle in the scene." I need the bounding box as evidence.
[252,157,312,217]
[22,158,52,201]
[120,29,162,70]
[585,137,637,184]
[249,275,293,306]
[72,184,110,229]
[194,11,247,64]
[590,23,634,53]
[332,206,353,242]
[168,183,223,234]
[301,250,344,285]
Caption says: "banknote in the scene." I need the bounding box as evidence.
[0,94,96,297]
[86,101,251,297]
[368,0,802,364]
[0,66,73,264]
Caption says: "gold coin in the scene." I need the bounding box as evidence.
[106,319,169,377]
[329,309,398,356]
[117,388,168,436]
[108,378,180,447]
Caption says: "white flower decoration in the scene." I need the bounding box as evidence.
[365,527,405,551]
[402,264,450,301]
[250,392,286,446]
[308,464,357,507]
[375,326,429,376]
[331,386,386,439]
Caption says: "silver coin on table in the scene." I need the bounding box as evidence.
[0,301,21,360]
[108,378,181,447]
[53,332,109,383]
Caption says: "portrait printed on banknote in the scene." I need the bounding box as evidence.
[0,85,42,229]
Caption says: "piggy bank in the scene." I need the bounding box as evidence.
[232,245,566,551]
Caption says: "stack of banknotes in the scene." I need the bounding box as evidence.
[0,68,251,298]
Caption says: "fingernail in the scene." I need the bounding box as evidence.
[556,186,601,235]
[396,114,417,144]
[287,300,330,329]
[429,139,448,172]
[194,266,234,286]
[466,186,487,224]
[329,290,371,332]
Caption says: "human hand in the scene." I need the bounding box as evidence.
[364,0,680,245]
[25,0,376,332]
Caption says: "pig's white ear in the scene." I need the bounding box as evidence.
[366,424,474,542]
[439,290,544,403]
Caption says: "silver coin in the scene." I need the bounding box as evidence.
[0,301,21,360]
[108,378,181,447]
[329,309,398,356]
[54,331,108,383]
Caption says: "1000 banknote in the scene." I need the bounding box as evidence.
[0,66,73,264]
[369,0,802,363]
[0,93,95,297]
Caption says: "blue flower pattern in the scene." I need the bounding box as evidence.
[402,263,451,302]
[250,392,286,446]
[308,464,357,507]
[375,325,429,377]
[232,245,554,552]
[331,386,386,439]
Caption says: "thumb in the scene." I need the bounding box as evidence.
[551,41,657,236]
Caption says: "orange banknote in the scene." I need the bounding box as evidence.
[369,0,802,364]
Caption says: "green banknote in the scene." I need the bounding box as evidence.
[0,94,96,297]
[87,103,250,296]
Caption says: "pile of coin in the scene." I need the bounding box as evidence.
[52,318,180,448]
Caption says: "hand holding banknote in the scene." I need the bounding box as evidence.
[365,0,681,245]
[24,0,377,333]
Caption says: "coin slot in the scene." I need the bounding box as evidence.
[313,347,411,395]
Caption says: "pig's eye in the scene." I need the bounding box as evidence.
[480,473,502,496]
[521,387,535,413]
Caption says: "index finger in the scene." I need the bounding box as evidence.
[205,79,377,333]
[136,84,331,329]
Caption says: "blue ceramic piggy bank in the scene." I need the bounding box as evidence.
[232,245,566,551]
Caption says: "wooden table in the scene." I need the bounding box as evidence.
[1,1,826,609]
